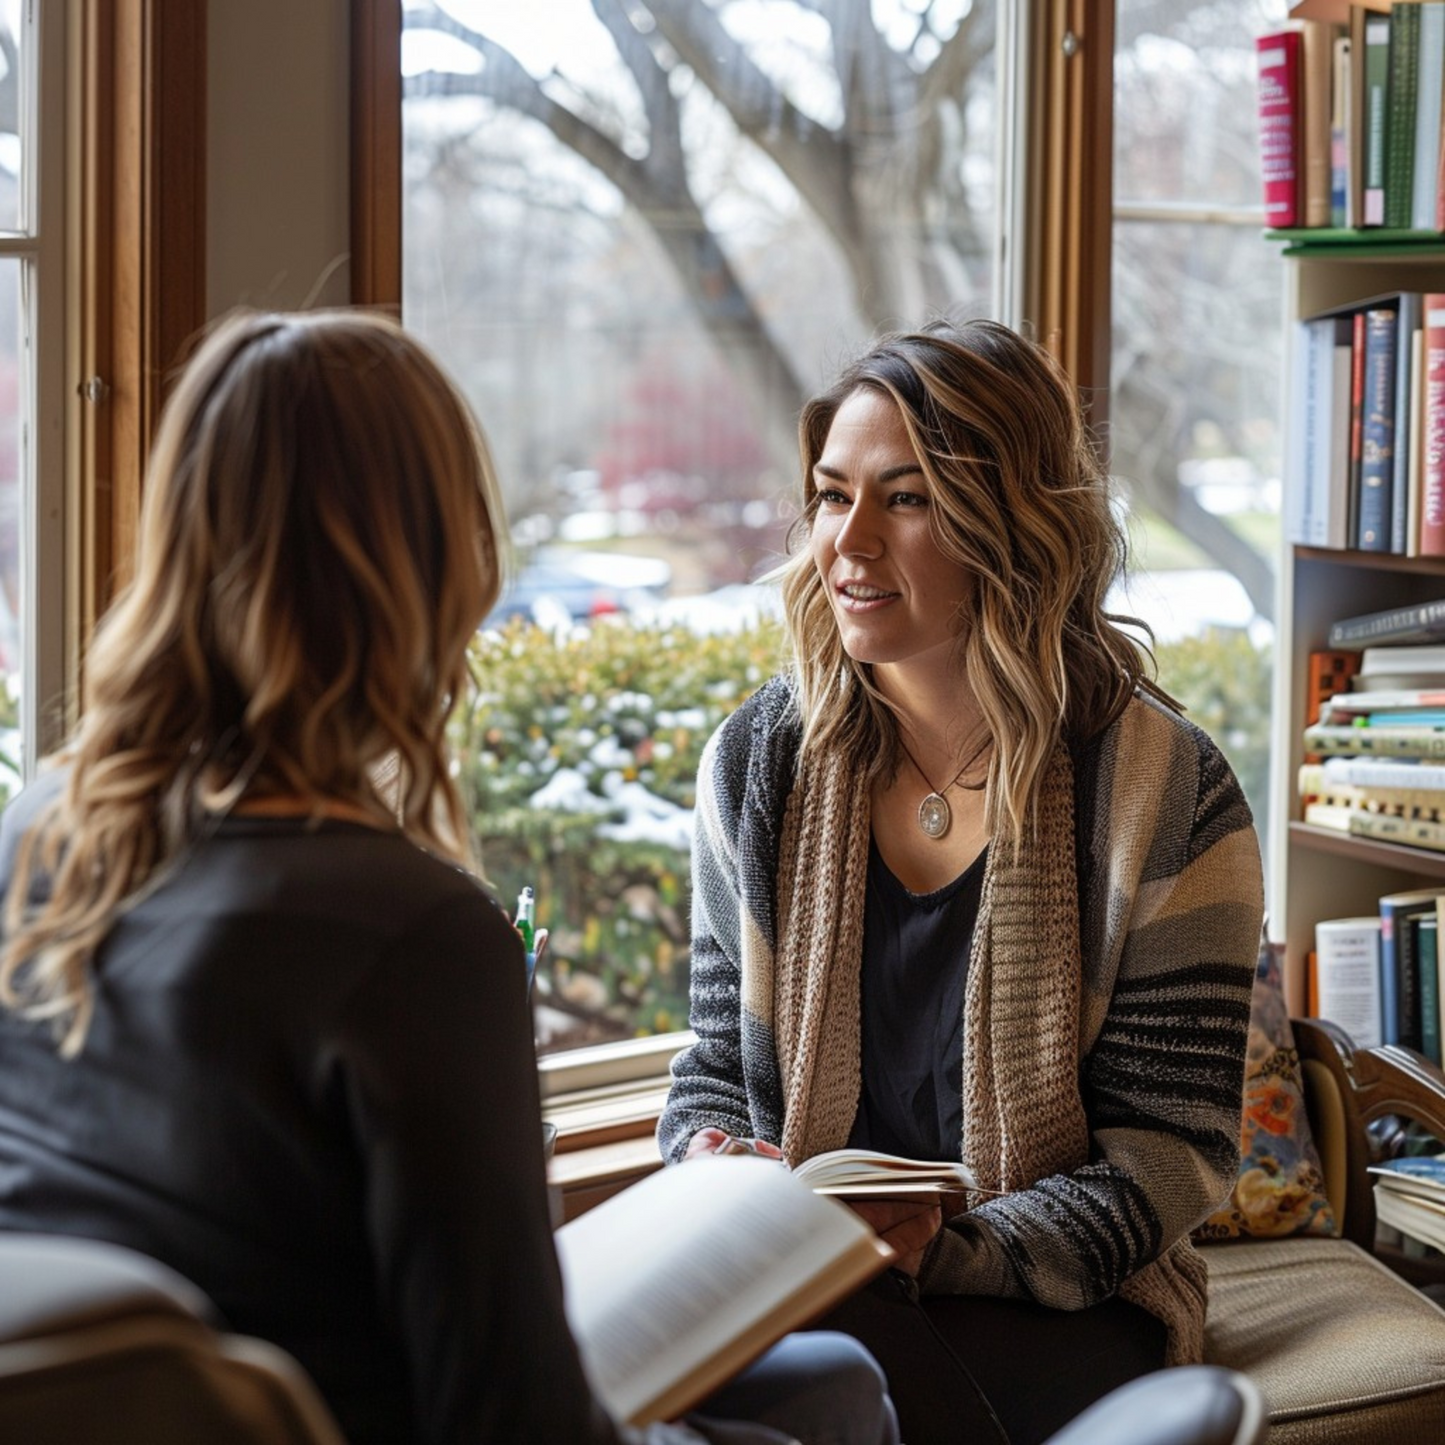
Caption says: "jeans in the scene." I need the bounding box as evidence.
[683,1330,901,1445]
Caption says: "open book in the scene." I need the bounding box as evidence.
[555,1156,894,1427]
[794,1146,977,1202]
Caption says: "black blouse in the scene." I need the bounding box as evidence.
[847,838,988,1163]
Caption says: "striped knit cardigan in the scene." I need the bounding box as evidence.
[658,676,1264,1364]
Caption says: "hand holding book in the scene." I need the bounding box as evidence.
[848,1197,942,1277]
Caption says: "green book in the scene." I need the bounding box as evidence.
[1363,11,1392,225]
[1385,1,1421,230]
[1418,914,1441,1067]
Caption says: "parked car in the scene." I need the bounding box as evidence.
[484,549,672,628]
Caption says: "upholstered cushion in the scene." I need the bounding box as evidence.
[1203,1237,1445,1444]
[1195,941,1338,1241]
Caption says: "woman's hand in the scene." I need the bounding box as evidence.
[682,1127,785,1162]
[847,1199,943,1277]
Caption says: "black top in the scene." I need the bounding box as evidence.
[0,773,625,1445]
[847,840,987,1163]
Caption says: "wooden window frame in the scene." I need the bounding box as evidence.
[1025,0,1115,437]
[72,0,206,713]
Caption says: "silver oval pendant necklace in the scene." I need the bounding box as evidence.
[896,735,967,840]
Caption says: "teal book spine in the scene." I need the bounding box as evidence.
[1418,915,1441,1066]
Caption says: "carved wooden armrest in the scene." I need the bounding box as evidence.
[1294,1016,1445,1250]
[1294,1017,1445,1134]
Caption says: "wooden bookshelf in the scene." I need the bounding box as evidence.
[1291,822,1445,880]
[1269,254,1445,1015]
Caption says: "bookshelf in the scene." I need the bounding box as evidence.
[1271,249,1445,1015]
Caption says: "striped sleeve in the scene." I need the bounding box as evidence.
[657,716,756,1163]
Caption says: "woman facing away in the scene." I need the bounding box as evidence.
[0,310,899,1445]
[659,319,1266,1445]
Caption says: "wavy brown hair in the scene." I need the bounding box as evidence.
[1,309,507,1052]
[780,318,1171,848]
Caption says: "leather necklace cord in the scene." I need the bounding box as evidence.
[895,731,985,841]
[895,732,971,801]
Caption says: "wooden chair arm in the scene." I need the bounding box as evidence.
[1293,1017,1445,1250]
[1349,1044,1445,1139]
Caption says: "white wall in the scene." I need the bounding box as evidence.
[207,0,351,317]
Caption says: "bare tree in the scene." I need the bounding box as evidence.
[405,0,993,468]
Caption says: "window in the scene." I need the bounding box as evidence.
[402,0,1004,1055]
[0,0,65,801]
[1110,0,1287,855]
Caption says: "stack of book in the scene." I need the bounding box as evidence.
[1300,610,1445,840]
[1257,7,1445,232]
[1315,895,1443,1062]
[1370,1154,1445,1253]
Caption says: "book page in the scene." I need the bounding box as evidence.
[555,1156,891,1426]
[794,1147,976,1199]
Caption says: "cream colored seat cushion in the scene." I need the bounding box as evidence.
[1203,1237,1445,1445]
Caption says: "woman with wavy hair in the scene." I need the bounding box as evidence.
[660,319,1265,1444]
[0,310,900,1445]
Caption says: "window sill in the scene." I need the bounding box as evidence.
[543,1079,668,1222]
[539,1039,683,1219]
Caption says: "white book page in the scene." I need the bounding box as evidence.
[556,1155,888,1426]
[793,1148,976,1198]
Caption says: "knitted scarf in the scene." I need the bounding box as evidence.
[770,738,1207,1365]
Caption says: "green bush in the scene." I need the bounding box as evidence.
[1153,627,1273,840]
[454,618,785,1051]
[456,618,1272,1052]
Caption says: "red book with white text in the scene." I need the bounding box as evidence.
[1257,31,1304,227]
[1423,296,1445,556]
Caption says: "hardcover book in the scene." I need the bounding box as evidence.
[1357,306,1398,549]
[1314,916,1384,1049]
[1327,596,1445,647]
[1383,0,1419,231]
[1257,31,1304,227]
[1414,5,1445,231]
[555,1156,893,1427]
[1377,889,1444,1051]
[1391,294,1421,553]
[1422,295,1445,554]
[1361,13,1391,226]
[1303,18,1338,228]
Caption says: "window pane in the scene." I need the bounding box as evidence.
[0,1,23,233]
[1111,1,1287,861]
[403,0,999,1052]
[0,257,20,804]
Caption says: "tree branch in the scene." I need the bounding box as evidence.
[405,6,645,199]
[404,5,808,469]
[588,0,687,186]
[643,0,857,238]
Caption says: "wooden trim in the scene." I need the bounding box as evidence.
[350,0,401,309]
[80,0,206,619]
[74,0,114,662]
[1027,0,1114,438]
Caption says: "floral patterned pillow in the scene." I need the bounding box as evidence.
[1193,938,1339,1241]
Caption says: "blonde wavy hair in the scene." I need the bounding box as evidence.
[780,318,1172,849]
[1,309,507,1053]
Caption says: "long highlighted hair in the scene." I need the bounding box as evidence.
[779,318,1170,849]
[1,309,508,1052]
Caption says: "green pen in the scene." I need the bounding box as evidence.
[514,885,536,952]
